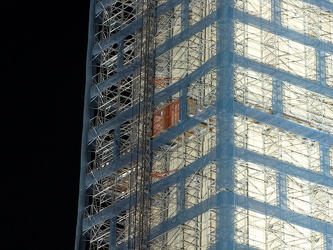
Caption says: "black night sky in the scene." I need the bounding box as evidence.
[3,1,90,249]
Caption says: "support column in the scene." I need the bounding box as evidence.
[216,0,235,248]
[272,79,283,116]
[114,126,121,159]
[177,180,185,212]
[109,217,117,249]
[179,0,189,123]
[277,172,287,209]
[325,235,333,250]
[272,0,281,25]
[181,0,189,30]
[179,88,188,123]
[317,50,326,86]
[320,144,330,177]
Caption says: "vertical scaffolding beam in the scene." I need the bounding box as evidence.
[216,0,235,248]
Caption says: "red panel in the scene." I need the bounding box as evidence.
[151,99,179,137]
[164,99,179,130]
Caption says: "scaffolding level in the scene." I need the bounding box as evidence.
[76,0,333,249]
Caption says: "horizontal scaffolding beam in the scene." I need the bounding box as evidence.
[234,103,333,145]
[235,55,333,99]
[148,193,217,240]
[301,0,333,12]
[155,10,216,58]
[153,56,216,104]
[155,0,183,17]
[83,194,136,233]
[152,106,215,149]
[235,147,333,189]
[85,148,135,187]
[236,193,333,234]
[93,18,143,56]
[90,60,140,98]
[234,9,333,54]
[151,150,215,196]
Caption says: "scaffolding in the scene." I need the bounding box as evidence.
[76,0,333,249]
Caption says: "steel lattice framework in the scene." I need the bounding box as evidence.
[76,0,333,249]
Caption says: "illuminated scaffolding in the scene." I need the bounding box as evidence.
[76,0,333,249]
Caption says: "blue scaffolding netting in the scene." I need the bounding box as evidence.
[76,0,333,249]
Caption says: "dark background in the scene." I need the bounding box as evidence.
[2,1,90,249]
